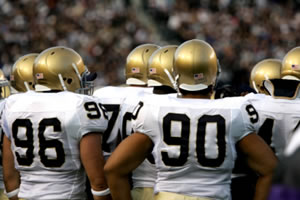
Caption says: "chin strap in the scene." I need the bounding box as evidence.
[58,74,67,91]
[164,68,177,90]
[24,81,30,91]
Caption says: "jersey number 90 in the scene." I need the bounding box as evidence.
[162,113,226,167]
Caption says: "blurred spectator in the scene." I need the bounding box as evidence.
[1,0,300,87]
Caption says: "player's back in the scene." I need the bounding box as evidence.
[1,91,107,200]
[93,86,152,157]
[133,94,257,199]
[246,93,300,156]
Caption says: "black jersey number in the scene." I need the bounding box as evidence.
[162,113,226,167]
[122,102,155,163]
[122,101,144,139]
[258,118,275,152]
[100,104,120,152]
[12,118,65,167]
[245,104,259,123]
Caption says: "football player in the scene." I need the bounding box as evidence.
[93,43,159,200]
[0,69,10,200]
[231,58,282,200]
[1,46,111,200]
[246,49,300,157]
[121,45,178,200]
[242,50,300,199]
[93,44,159,160]
[104,39,277,200]
[10,53,38,93]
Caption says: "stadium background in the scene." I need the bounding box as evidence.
[1,0,300,90]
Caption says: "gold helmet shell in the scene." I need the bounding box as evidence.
[250,58,281,94]
[125,44,160,85]
[11,53,38,92]
[147,45,177,89]
[174,39,218,91]
[282,47,300,80]
[0,69,10,98]
[33,46,86,92]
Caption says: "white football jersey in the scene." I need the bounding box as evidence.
[0,99,6,189]
[93,86,152,159]
[1,91,108,200]
[285,127,300,156]
[133,95,258,199]
[245,93,300,157]
[120,90,165,189]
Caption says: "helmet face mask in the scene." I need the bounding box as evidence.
[11,53,38,92]
[174,39,218,91]
[76,70,96,95]
[250,59,281,94]
[125,44,160,86]
[34,46,94,95]
[0,81,10,99]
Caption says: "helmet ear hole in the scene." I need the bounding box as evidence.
[67,78,72,84]
[29,82,33,86]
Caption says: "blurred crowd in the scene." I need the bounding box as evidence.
[1,0,300,88]
[145,0,300,87]
[0,0,156,87]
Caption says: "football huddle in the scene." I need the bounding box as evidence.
[0,38,299,200]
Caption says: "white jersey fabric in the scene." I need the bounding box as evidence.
[285,127,300,156]
[0,99,6,189]
[133,95,258,199]
[245,93,300,157]
[1,91,108,200]
[93,86,152,159]
[94,86,156,188]
[120,90,164,189]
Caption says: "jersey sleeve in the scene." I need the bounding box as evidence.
[77,95,108,139]
[231,99,259,142]
[132,100,156,141]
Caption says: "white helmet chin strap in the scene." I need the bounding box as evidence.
[58,74,67,91]
[252,80,259,93]
[72,63,82,82]
[164,68,177,90]
[24,81,30,91]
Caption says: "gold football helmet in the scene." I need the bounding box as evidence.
[147,45,177,89]
[282,47,300,80]
[34,46,94,94]
[125,44,160,85]
[174,39,219,91]
[11,53,38,92]
[0,69,10,98]
[250,58,281,94]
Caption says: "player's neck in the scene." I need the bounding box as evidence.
[128,84,147,88]
[181,93,211,99]
[153,86,176,95]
